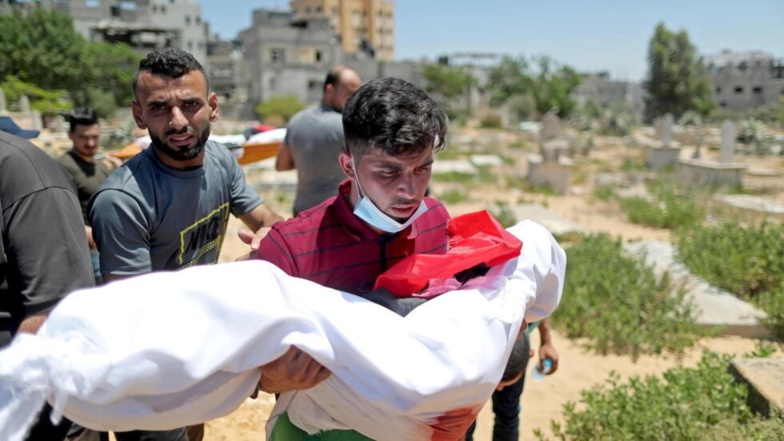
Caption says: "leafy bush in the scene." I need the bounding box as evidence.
[538,352,784,441]
[755,287,784,339]
[676,222,784,338]
[553,234,703,360]
[737,119,773,155]
[676,222,784,298]
[619,178,704,230]
[437,188,469,205]
[489,201,517,228]
[479,112,503,129]
[255,96,305,124]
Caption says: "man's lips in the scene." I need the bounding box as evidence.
[168,133,194,147]
[390,204,417,216]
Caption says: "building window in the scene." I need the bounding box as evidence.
[196,16,201,24]
[152,5,157,13]
[188,41,193,50]
[185,15,191,25]
[734,86,743,94]
[271,48,285,63]
[719,101,727,108]
[752,86,763,94]
[161,6,166,13]
[315,50,322,62]
[715,87,722,94]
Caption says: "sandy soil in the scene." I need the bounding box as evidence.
[204,128,784,440]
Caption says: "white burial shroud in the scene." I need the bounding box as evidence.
[0,220,565,441]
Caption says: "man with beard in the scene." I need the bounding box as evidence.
[275,66,361,216]
[88,47,282,441]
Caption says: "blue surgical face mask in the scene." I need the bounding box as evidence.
[351,159,428,233]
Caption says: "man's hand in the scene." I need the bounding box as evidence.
[258,346,331,394]
[539,343,559,375]
[235,227,270,261]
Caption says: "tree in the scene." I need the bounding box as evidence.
[422,64,475,100]
[486,56,532,106]
[0,9,85,96]
[644,22,715,122]
[80,41,142,112]
[0,9,139,117]
[486,55,580,118]
[530,56,581,118]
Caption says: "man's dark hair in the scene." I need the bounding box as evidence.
[132,47,207,96]
[342,77,447,159]
[502,332,531,383]
[67,107,98,132]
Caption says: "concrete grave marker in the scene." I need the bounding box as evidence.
[720,120,736,164]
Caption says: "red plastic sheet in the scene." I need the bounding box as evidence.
[374,210,523,297]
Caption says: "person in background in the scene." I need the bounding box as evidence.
[89,47,282,441]
[57,108,113,285]
[275,66,361,216]
[464,319,559,441]
[0,131,94,440]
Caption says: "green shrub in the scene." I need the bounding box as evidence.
[437,188,469,205]
[489,201,517,228]
[479,112,503,129]
[537,352,784,441]
[619,179,704,230]
[592,185,615,201]
[676,222,784,298]
[553,234,703,360]
[255,96,305,124]
[755,287,784,339]
[676,222,784,338]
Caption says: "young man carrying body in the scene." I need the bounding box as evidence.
[256,77,451,439]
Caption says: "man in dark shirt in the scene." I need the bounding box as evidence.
[57,108,113,284]
[0,131,94,439]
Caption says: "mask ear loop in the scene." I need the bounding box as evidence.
[351,157,368,199]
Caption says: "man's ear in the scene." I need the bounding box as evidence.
[131,101,147,129]
[338,151,355,179]
[208,92,220,121]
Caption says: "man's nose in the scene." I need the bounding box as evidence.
[170,107,188,129]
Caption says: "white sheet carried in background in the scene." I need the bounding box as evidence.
[0,220,565,441]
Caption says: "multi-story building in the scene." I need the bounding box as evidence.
[1,0,208,66]
[290,0,395,61]
[571,71,644,120]
[239,9,344,105]
[704,50,784,111]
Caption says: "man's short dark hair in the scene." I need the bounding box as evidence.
[68,107,98,132]
[342,77,447,159]
[132,47,207,96]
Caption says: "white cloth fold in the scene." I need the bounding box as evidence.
[0,220,565,441]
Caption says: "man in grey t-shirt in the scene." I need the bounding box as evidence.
[89,47,282,441]
[276,66,361,216]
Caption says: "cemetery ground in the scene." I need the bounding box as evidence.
[136,124,784,440]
